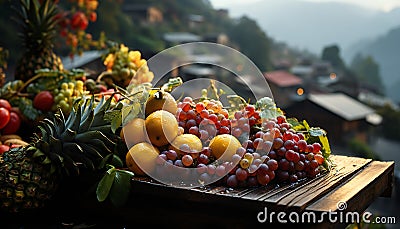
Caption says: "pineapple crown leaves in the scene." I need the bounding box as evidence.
[12,0,60,52]
[32,95,118,176]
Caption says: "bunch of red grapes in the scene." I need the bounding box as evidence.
[176,97,230,144]
[155,96,326,188]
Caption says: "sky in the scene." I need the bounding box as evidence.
[210,0,400,12]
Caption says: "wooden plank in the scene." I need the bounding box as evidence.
[261,155,372,211]
[306,160,395,213]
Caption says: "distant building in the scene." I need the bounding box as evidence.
[162,32,202,46]
[264,70,305,108]
[122,4,163,25]
[285,93,382,145]
[188,14,204,29]
[61,50,105,78]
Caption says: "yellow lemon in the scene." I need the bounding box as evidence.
[121,117,149,149]
[209,134,242,161]
[145,110,178,147]
[145,90,178,117]
[169,134,203,155]
[126,142,160,176]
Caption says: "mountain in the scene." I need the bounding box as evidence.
[344,26,400,103]
[213,0,400,55]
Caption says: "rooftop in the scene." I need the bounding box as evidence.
[61,50,104,70]
[264,70,303,87]
[163,32,202,44]
[308,93,382,124]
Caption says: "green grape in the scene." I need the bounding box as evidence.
[68,82,75,90]
[61,82,68,90]
[75,80,84,88]
[63,89,73,98]
[59,100,70,113]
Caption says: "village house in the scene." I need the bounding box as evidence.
[264,70,305,109]
[284,92,382,145]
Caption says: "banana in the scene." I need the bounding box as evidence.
[4,139,29,146]
[0,134,22,142]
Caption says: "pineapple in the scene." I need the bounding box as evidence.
[0,96,116,213]
[13,0,63,82]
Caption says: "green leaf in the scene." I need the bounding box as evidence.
[302,120,311,131]
[111,154,124,168]
[319,134,331,158]
[96,168,116,202]
[98,153,113,169]
[122,103,140,126]
[287,118,306,131]
[109,170,133,207]
[309,127,326,137]
[111,113,122,134]
[255,97,284,120]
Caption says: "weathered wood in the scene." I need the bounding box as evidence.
[263,156,372,211]
[306,160,395,213]
[126,155,394,227]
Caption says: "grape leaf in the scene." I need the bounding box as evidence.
[309,127,326,137]
[319,134,331,158]
[96,167,116,202]
[109,170,133,207]
[17,97,42,120]
[287,117,306,131]
[255,97,284,120]
[111,154,124,168]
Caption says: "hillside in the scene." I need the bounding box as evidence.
[217,0,400,55]
[344,26,400,103]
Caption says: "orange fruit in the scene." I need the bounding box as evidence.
[126,142,160,176]
[209,134,242,161]
[145,110,179,147]
[169,134,203,155]
[145,90,177,117]
[121,117,149,149]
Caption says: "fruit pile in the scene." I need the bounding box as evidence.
[0,99,21,136]
[122,87,331,188]
[0,69,121,126]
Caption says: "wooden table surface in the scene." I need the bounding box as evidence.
[124,155,395,228]
[1,155,394,229]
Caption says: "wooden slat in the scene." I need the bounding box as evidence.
[261,155,372,211]
[306,160,395,213]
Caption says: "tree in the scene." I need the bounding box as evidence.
[227,16,272,72]
[350,53,385,95]
[321,45,345,71]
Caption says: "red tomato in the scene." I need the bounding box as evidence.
[71,12,88,30]
[0,144,10,154]
[0,99,11,111]
[2,111,21,134]
[0,107,10,129]
[33,91,54,112]
[89,12,97,22]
